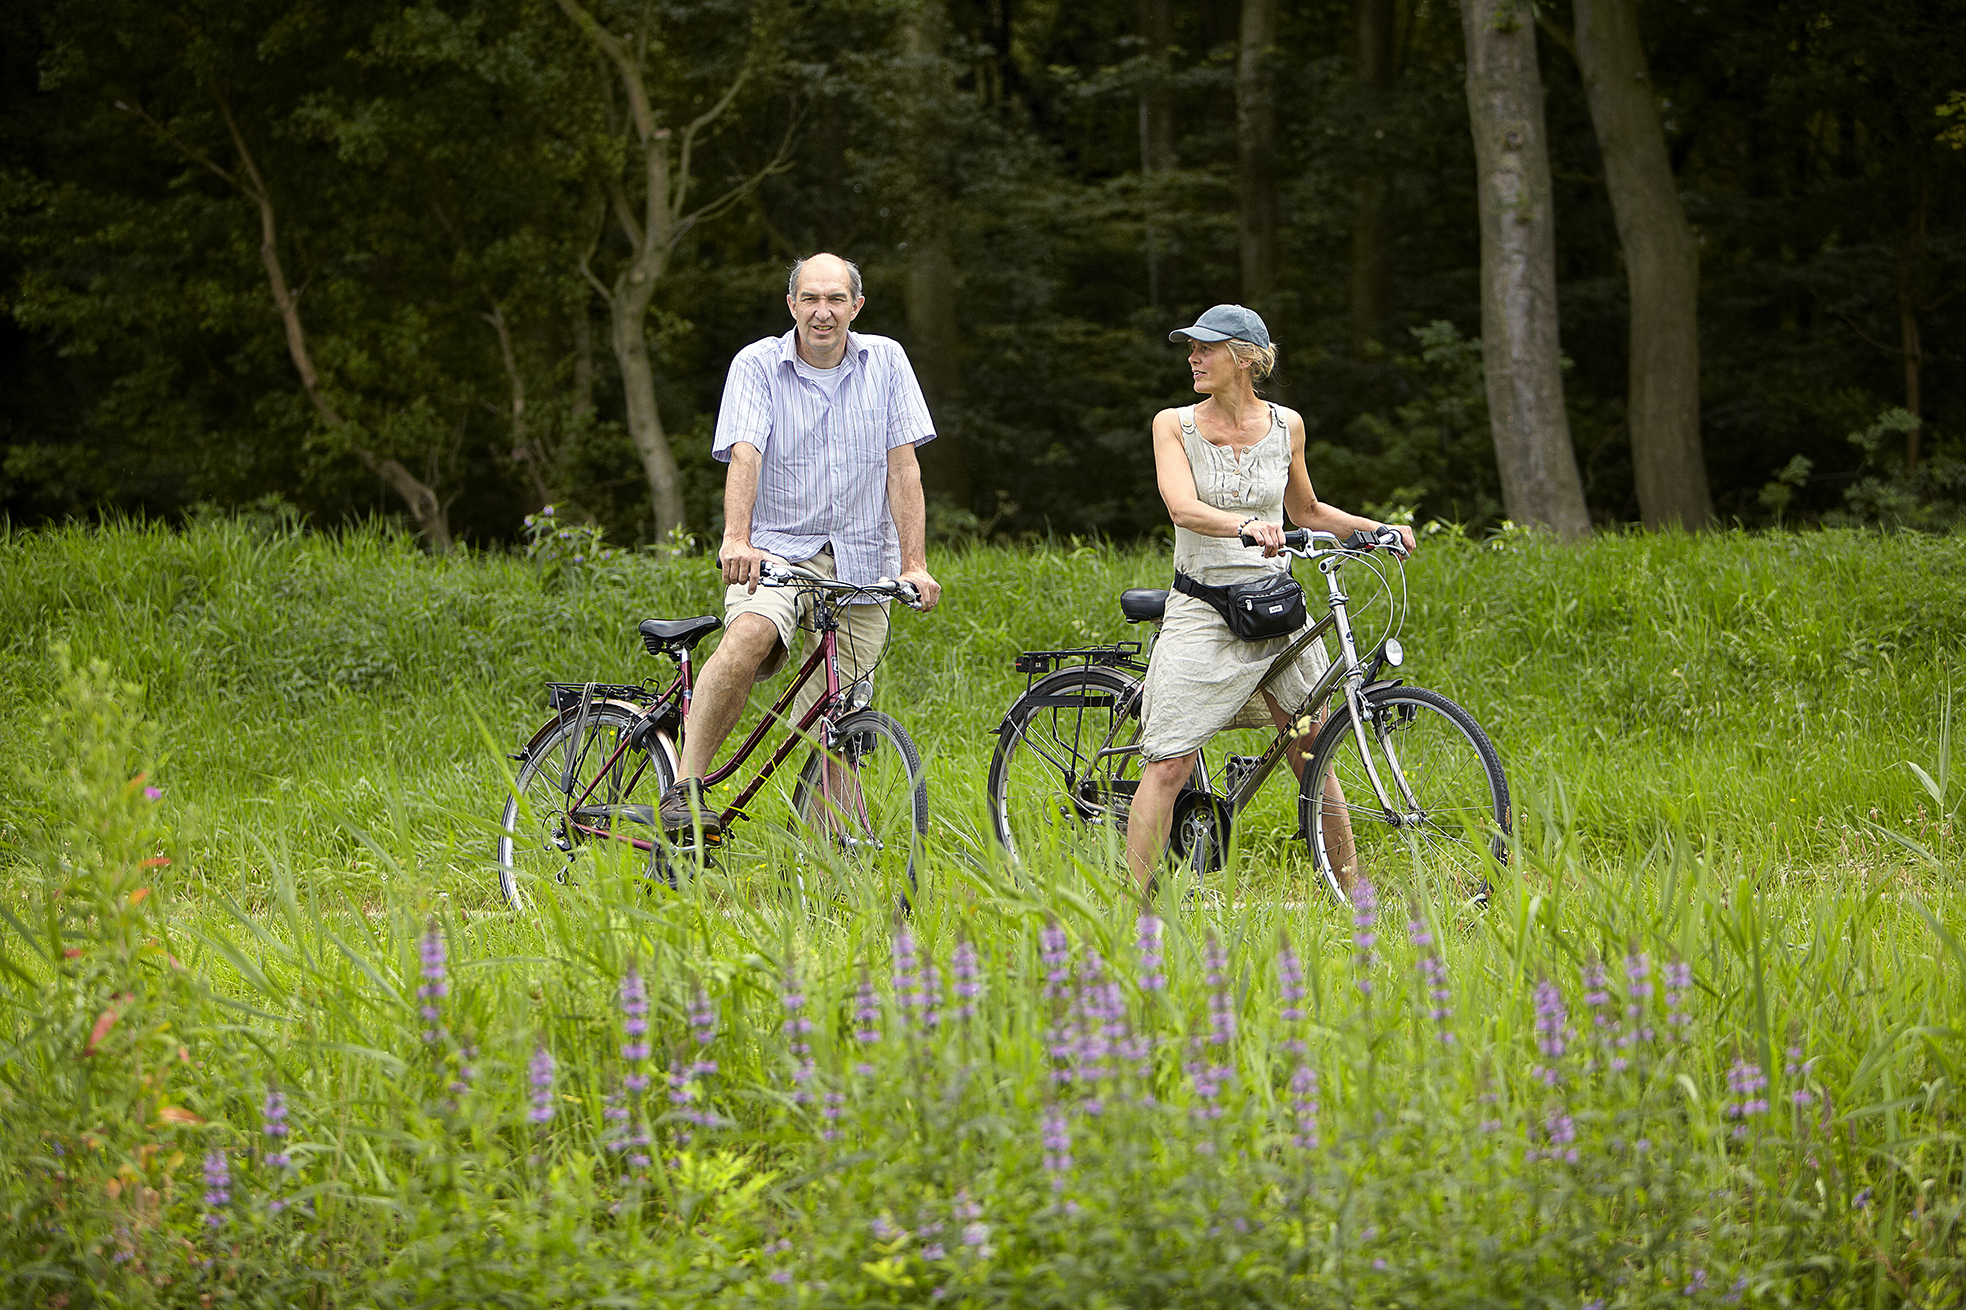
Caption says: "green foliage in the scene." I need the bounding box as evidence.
[1826,408,1966,532]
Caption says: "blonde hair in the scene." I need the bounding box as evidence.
[1225,337,1279,381]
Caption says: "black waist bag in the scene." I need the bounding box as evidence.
[1173,569,1307,642]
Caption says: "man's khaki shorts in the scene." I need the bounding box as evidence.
[724,547,890,725]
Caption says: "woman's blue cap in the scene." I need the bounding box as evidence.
[1168,303,1271,348]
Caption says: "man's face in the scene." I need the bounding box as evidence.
[787,259,863,361]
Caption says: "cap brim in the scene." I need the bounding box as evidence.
[1169,327,1234,342]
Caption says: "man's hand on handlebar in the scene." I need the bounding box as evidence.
[898,567,941,613]
[719,539,774,593]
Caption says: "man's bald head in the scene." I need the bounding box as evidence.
[788,253,862,301]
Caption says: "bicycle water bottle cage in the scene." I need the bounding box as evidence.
[639,616,723,660]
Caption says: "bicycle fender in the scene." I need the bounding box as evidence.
[993,680,1133,739]
[515,698,674,761]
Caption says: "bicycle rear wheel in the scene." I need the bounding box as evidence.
[790,709,928,902]
[986,667,1147,865]
[498,703,675,908]
[1298,685,1509,905]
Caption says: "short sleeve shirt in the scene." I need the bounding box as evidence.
[713,330,936,587]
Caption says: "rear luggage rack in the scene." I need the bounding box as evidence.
[546,681,660,714]
[1012,642,1146,677]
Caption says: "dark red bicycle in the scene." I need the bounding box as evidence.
[496,564,927,908]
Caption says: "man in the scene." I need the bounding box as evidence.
[658,252,944,837]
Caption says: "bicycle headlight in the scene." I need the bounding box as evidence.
[1382,638,1404,668]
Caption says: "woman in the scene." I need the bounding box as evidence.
[1123,304,1417,894]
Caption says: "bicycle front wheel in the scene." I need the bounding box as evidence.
[986,667,1146,865]
[498,703,674,909]
[790,709,928,901]
[1299,685,1509,905]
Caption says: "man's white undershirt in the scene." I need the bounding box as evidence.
[792,353,847,397]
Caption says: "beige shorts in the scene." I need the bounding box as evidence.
[724,547,890,724]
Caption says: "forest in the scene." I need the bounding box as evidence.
[3,0,1964,548]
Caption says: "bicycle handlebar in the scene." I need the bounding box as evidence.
[758,561,925,609]
[1237,524,1409,559]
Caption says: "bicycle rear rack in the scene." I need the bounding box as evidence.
[1012,642,1145,680]
[546,681,660,714]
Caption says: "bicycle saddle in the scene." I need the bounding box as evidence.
[639,615,723,656]
[1120,589,1167,623]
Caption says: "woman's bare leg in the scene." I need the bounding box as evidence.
[1265,693,1356,895]
[1124,752,1198,896]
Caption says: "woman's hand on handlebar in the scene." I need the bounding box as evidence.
[1237,518,1289,557]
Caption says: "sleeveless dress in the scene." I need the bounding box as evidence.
[1138,403,1329,761]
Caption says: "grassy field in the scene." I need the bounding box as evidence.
[2,519,1964,1306]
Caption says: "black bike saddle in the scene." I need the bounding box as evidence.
[639,616,723,656]
[1120,589,1168,623]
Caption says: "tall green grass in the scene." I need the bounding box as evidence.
[1,519,1962,1306]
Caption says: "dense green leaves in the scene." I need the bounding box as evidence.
[3,0,1963,540]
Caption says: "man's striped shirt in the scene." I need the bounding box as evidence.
[713,330,936,587]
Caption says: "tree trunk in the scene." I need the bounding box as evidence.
[1349,0,1396,344]
[610,260,686,537]
[1460,0,1591,539]
[1574,0,1711,529]
[572,307,594,424]
[1139,0,1175,307]
[222,110,452,550]
[484,299,552,510]
[1902,290,1922,469]
[899,4,969,506]
[1237,0,1279,315]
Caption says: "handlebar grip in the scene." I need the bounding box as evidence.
[1239,528,1312,549]
[1340,525,1411,556]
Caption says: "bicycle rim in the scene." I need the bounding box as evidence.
[1300,686,1509,905]
[498,705,672,908]
[985,668,1144,866]
[791,709,928,905]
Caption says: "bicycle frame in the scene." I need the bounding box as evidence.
[1108,538,1413,822]
[556,585,870,854]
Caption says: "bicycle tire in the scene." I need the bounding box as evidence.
[1297,685,1509,905]
[986,666,1148,864]
[789,709,928,900]
[497,702,675,909]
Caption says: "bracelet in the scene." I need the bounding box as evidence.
[1237,516,1261,538]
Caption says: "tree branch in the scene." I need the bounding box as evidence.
[1532,2,1577,61]
[672,69,748,224]
[555,0,656,142]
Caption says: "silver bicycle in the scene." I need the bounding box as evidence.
[986,527,1509,903]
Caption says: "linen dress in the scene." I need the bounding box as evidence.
[1138,404,1329,761]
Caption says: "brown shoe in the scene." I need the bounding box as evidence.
[658,778,723,840]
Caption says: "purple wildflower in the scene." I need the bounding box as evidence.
[1288,1063,1320,1150]
[1685,1268,1707,1296]
[854,967,881,1046]
[1042,1106,1073,1193]
[262,1088,291,1168]
[921,956,943,1032]
[1204,935,1235,1046]
[871,1215,906,1242]
[1352,876,1378,995]
[1277,933,1305,1023]
[688,986,718,1051]
[1418,952,1454,1042]
[528,1042,556,1124]
[620,966,650,1057]
[1407,918,1431,949]
[143,786,163,801]
[1725,1058,1769,1136]
[1136,914,1165,992]
[202,1149,230,1227]
[782,961,816,1103]
[1042,919,1071,998]
[1724,1274,1748,1304]
[1665,960,1692,1036]
[417,921,448,1043]
[953,938,982,1020]
[1583,959,1611,1030]
[1532,978,1568,1085]
[893,927,924,1030]
[821,1090,845,1141]
[1537,1110,1579,1164]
